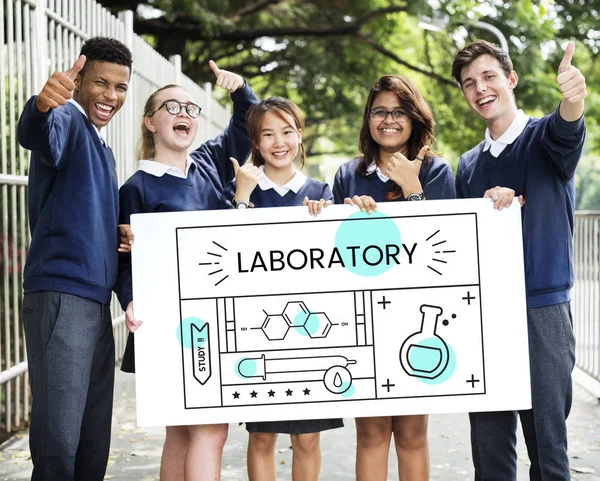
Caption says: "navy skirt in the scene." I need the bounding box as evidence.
[120,332,135,373]
[245,418,343,434]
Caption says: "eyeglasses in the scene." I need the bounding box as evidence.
[369,108,409,122]
[152,99,202,118]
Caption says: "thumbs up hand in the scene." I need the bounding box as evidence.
[35,55,86,113]
[231,157,262,204]
[556,42,587,121]
[209,60,245,93]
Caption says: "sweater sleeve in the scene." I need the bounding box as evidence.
[541,107,586,181]
[17,96,75,168]
[455,156,466,199]
[220,179,236,209]
[322,183,334,202]
[114,178,146,311]
[422,157,457,200]
[191,82,259,187]
[333,165,348,205]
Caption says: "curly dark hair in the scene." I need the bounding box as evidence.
[80,37,132,74]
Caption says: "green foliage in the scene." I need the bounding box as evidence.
[576,153,600,210]
[99,0,600,205]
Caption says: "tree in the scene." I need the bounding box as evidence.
[98,0,600,191]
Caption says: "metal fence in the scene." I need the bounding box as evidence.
[2,0,600,443]
[0,0,230,436]
[573,212,600,383]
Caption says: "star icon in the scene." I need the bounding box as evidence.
[268,389,275,397]
[303,387,311,396]
[232,391,240,399]
[250,390,258,398]
[286,389,293,396]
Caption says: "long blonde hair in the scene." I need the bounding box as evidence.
[138,84,179,160]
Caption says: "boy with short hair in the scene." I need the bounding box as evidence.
[17,36,132,481]
[452,39,586,480]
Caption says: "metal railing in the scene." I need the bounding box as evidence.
[0,0,229,436]
[573,212,600,384]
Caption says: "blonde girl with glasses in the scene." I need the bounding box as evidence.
[115,61,258,481]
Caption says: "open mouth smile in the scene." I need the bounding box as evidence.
[94,102,115,121]
[173,121,191,135]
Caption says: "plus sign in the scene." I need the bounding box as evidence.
[377,296,391,309]
[381,378,395,392]
[462,291,476,305]
[466,374,480,388]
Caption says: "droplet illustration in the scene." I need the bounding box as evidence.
[334,373,342,387]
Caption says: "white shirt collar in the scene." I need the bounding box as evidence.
[365,161,390,183]
[257,165,307,197]
[483,109,530,157]
[67,99,106,146]
[137,156,192,178]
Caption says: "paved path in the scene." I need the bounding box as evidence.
[1,369,599,480]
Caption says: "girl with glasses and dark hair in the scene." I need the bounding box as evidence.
[115,61,258,481]
[333,75,456,481]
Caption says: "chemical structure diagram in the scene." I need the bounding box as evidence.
[260,301,337,340]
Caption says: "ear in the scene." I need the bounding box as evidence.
[73,72,82,92]
[144,116,157,133]
[298,128,302,143]
[508,70,518,90]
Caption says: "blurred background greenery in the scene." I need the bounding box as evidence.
[98,0,600,208]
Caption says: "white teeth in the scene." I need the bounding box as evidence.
[478,96,495,106]
[272,151,287,157]
[96,103,113,112]
[381,128,399,133]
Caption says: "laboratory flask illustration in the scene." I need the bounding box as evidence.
[399,304,449,380]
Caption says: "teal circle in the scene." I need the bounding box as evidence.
[334,211,401,277]
[413,340,456,385]
[177,317,205,349]
[303,313,320,336]
[294,311,308,327]
[339,381,355,398]
[236,358,257,379]
[297,327,309,336]
[408,338,445,373]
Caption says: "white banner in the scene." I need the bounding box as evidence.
[130,199,530,427]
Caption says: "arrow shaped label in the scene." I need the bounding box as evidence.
[191,322,211,385]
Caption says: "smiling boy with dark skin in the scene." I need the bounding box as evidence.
[17,37,132,481]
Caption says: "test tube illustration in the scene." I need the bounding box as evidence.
[237,353,357,381]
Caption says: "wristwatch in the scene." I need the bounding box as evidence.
[406,192,425,201]
[232,198,250,209]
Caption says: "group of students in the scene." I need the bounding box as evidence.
[17,34,586,481]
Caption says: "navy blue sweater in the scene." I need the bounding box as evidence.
[333,156,456,204]
[116,82,258,310]
[18,99,119,304]
[250,178,333,208]
[455,108,585,308]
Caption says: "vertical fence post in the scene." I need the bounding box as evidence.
[117,10,135,181]
[204,82,212,140]
[170,54,182,85]
[34,0,48,92]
